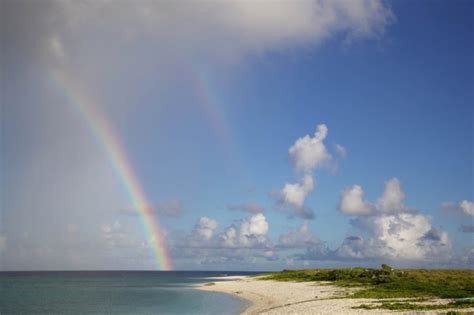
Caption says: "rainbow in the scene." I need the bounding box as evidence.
[191,67,234,157]
[52,69,172,271]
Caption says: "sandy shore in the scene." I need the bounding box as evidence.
[197,276,474,315]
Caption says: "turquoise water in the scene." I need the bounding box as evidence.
[0,271,258,314]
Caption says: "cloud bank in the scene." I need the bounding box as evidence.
[171,178,461,268]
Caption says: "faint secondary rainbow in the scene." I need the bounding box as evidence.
[191,66,235,157]
[51,69,172,271]
[190,66,253,182]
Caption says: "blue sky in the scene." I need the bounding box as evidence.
[1,0,472,270]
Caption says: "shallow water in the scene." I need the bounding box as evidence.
[0,271,259,314]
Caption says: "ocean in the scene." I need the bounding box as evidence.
[0,271,261,314]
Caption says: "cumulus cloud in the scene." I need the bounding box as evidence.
[334,216,453,262]
[280,174,315,209]
[376,178,407,213]
[338,177,409,216]
[443,200,474,216]
[460,200,474,216]
[193,217,218,241]
[242,214,269,236]
[289,124,331,172]
[278,222,321,248]
[278,174,316,219]
[334,143,347,159]
[335,178,452,262]
[276,124,343,219]
[180,214,271,249]
[277,222,332,264]
[339,185,373,215]
[373,214,450,260]
[172,214,275,266]
[220,213,270,248]
[335,236,372,259]
[227,203,264,214]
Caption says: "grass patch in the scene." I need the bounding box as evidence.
[353,300,474,311]
[261,265,474,299]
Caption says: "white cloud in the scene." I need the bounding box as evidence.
[277,124,343,219]
[336,178,452,262]
[242,213,269,236]
[338,177,408,216]
[460,200,474,216]
[280,174,315,209]
[220,213,270,248]
[289,124,331,172]
[172,214,274,266]
[278,222,321,248]
[334,214,453,262]
[339,185,373,215]
[193,217,218,241]
[334,143,347,159]
[227,203,264,214]
[180,214,271,250]
[376,178,407,213]
[238,213,269,246]
[374,213,451,260]
[278,174,315,219]
[47,0,394,66]
[221,227,238,248]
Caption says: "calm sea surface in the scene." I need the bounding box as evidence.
[0,271,262,314]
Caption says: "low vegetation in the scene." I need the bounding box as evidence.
[261,264,474,300]
[353,300,474,311]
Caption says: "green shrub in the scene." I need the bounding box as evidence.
[353,300,474,311]
[261,265,474,299]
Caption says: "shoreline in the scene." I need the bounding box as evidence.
[197,276,474,315]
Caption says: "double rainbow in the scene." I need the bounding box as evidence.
[52,69,172,270]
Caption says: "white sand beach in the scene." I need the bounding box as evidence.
[198,276,474,315]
